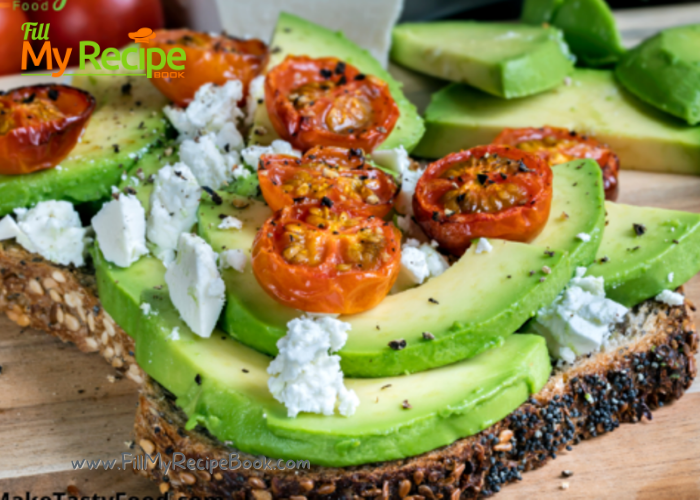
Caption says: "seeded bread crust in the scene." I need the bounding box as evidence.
[0,242,143,383]
[133,298,697,500]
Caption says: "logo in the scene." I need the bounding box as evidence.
[21,24,185,78]
[6,0,66,12]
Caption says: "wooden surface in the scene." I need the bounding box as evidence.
[3,4,700,498]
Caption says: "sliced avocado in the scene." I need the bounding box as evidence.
[587,202,700,307]
[0,75,169,216]
[414,69,700,175]
[616,24,700,126]
[521,0,563,24]
[390,22,573,99]
[250,13,424,152]
[197,159,608,377]
[94,243,551,466]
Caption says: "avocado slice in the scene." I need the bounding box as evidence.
[0,75,169,216]
[414,69,700,175]
[390,22,573,99]
[250,13,424,152]
[587,202,700,307]
[198,160,605,377]
[616,24,700,126]
[94,243,551,466]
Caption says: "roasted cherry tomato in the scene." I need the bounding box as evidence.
[149,30,268,107]
[413,145,553,256]
[258,146,399,217]
[252,205,401,314]
[0,85,96,176]
[493,126,620,201]
[265,55,399,152]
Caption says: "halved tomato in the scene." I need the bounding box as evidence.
[258,146,398,217]
[413,145,553,256]
[149,29,268,107]
[0,85,96,175]
[493,126,619,201]
[265,55,399,152]
[252,205,401,314]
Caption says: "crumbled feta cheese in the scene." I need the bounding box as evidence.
[163,81,244,140]
[231,163,251,180]
[668,272,674,283]
[393,238,449,293]
[140,303,152,316]
[395,214,427,241]
[179,133,241,189]
[475,238,493,254]
[531,267,628,363]
[0,201,88,266]
[169,327,180,341]
[241,140,301,169]
[655,289,684,306]
[245,75,265,126]
[268,315,359,418]
[218,216,243,230]
[92,194,149,268]
[372,146,421,215]
[165,233,225,338]
[147,164,201,265]
[219,249,247,273]
[213,121,244,152]
[576,232,591,242]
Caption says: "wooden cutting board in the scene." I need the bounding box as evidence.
[2,4,700,498]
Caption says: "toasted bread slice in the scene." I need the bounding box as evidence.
[132,299,697,499]
[2,241,697,499]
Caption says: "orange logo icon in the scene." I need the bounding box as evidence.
[129,27,156,44]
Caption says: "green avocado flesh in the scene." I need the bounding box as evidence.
[197,160,604,377]
[414,69,700,175]
[521,0,625,67]
[94,243,550,466]
[390,22,573,99]
[250,12,424,152]
[616,24,700,126]
[588,202,700,307]
[0,74,169,216]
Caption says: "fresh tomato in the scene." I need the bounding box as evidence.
[0,8,28,76]
[29,0,164,68]
[258,146,399,218]
[413,145,553,256]
[149,30,268,107]
[493,126,620,201]
[0,85,96,175]
[252,205,401,314]
[265,55,399,153]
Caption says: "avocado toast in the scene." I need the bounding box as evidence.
[1,11,700,500]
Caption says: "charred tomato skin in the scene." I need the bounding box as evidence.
[149,29,268,107]
[257,145,399,217]
[264,55,399,152]
[493,126,619,201]
[252,205,402,315]
[413,145,553,256]
[0,85,96,175]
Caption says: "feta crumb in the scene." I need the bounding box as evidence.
[169,327,180,341]
[268,315,359,418]
[218,216,243,230]
[213,121,244,152]
[576,232,591,242]
[147,164,201,265]
[372,146,420,215]
[531,267,628,362]
[245,75,265,126]
[165,233,225,338]
[92,194,149,268]
[668,272,674,283]
[219,249,247,273]
[163,81,244,140]
[140,303,152,316]
[179,133,242,189]
[395,214,427,241]
[655,289,684,306]
[241,140,301,169]
[393,239,449,293]
[474,238,493,254]
[1,201,88,266]
[130,176,140,186]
